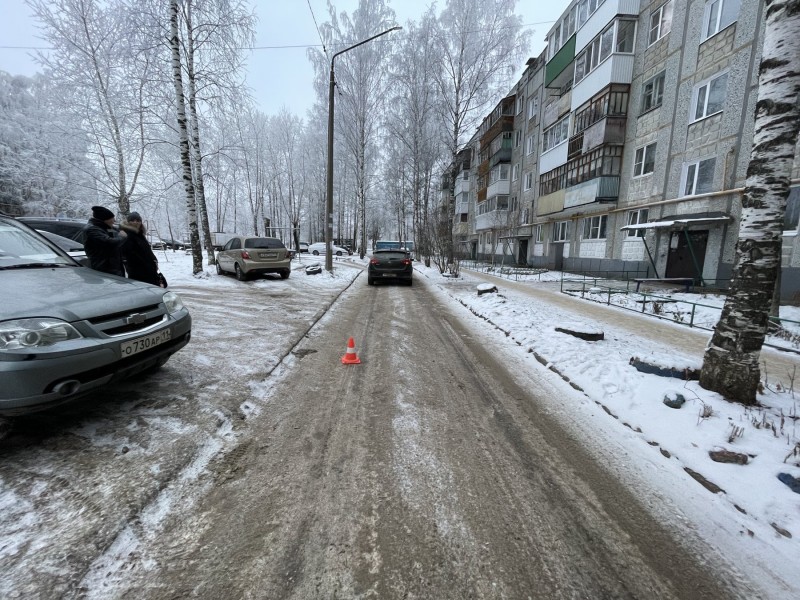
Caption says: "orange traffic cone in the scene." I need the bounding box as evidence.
[341,337,361,364]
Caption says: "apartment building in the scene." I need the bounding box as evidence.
[449,0,800,299]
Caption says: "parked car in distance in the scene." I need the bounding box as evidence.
[162,238,185,250]
[37,230,90,267]
[0,215,192,415]
[367,249,413,286]
[18,216,87,243]
[216,236,291,281]
[298,242,309,253]
[308,242,350,256]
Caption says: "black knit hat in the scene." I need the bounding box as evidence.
[92,205,115,220]
[127,212,142,222]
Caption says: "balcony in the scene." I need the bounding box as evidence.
[480,115,514,147]
[576,0,641,50]
[543,89,572,129]
[569,116,626,157]
[487,178,510,199]
[489,148,512,169]
[564,176,620,208]
[475,210,508,232]
[572,54,634,109]
[540,140,569,174]
[545,34,576,88]
[454,175,470,196]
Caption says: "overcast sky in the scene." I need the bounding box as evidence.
[0,0,567,116]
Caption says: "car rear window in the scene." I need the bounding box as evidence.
[245,238,285,249]
[373,251,408,260]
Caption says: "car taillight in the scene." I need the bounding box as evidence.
[241,250,251,259]
[369,258,379,265]
[402,259,411,265]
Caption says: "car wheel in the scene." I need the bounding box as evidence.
[368,277,374,286]
[216,262,222,275]
[335,251,342,256]
[407,279,413,287]
[312,250,320,256]
[280,269,290,279]
[235,263,247,281]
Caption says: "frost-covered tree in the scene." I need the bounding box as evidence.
[699,0,800,404]
[0,72,96,216]
[28,0,154,215]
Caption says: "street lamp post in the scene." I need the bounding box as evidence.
[325,26,402,272]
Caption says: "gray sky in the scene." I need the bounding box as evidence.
[0,0,566,116]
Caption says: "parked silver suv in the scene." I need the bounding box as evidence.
[0,216,192,415]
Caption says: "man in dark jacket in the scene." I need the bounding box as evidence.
[82,205,127,276]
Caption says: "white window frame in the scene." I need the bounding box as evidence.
[542,115,570,153]
[682,157,716,196]
[703,0,740,40]
[633,143,657,177]
[554,220,570,242]
[641,71,665,113]
[648,1,673,46]
[626,208,649,237]
[527,96,538,120]
[691,71,728,122]
[524,171,534,191]
[516,95,524,115]
[535,224,545,243]
[526,134,535,156]
[512,163,520,182]
[582,215,607,240]
[515,129,523,148]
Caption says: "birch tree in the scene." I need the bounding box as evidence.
[29,0,152,215]
[699,0,800,404]
[169,0,202,274]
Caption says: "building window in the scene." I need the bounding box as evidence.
[582,215,607,239]
[574,86,629,135]
[692,71,728,121]
[524,172,534,191]
[683,158,716,196]
[575,19,637,84]
[704,0,740,40]
[543,114,570,152]
[535,224,545,243]
[515,130,522,147]
[527,96,539,120]
[516,95,524,115]
[554,221,570,242]
[512,163,520,182]
[641,71,665,113]
[459,213,468,223]
[577,0,606,30]
[785,187,800,230]
[626,208,649,237]
[633,143,657,177]
[489,163,510,184]
[648,1,673,46]
[526,135,535,155]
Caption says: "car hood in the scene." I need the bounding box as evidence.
[1,266,168,322]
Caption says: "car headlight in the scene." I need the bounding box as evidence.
[0,318,83,350]
[162,291,185,314]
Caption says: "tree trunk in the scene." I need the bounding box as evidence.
[183,1,217,266]
[169,0,202,275]
[699,0,800,404]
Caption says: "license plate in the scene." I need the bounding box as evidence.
[259,252,277,258]
[382,273,397,277]
[121,329,172,357]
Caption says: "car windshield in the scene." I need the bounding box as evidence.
[245,238,285,249]
[0,222,76,268]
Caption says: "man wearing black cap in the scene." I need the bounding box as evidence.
[82,205,127,276]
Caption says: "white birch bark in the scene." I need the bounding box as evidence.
[700,0,800,403]
[169,0,203,275]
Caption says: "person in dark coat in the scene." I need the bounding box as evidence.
[82,205,127,276]
[120,212,160,286]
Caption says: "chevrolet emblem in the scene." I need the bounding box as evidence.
[126,313,147,325]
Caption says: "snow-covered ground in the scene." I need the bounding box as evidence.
[159,252,800,596]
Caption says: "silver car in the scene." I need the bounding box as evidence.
[216,236,291,280]
[0,216,192,415]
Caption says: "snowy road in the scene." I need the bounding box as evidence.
[0,262,759,598]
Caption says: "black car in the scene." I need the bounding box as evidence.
[367,249,413,286]
[18,216,87,243]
